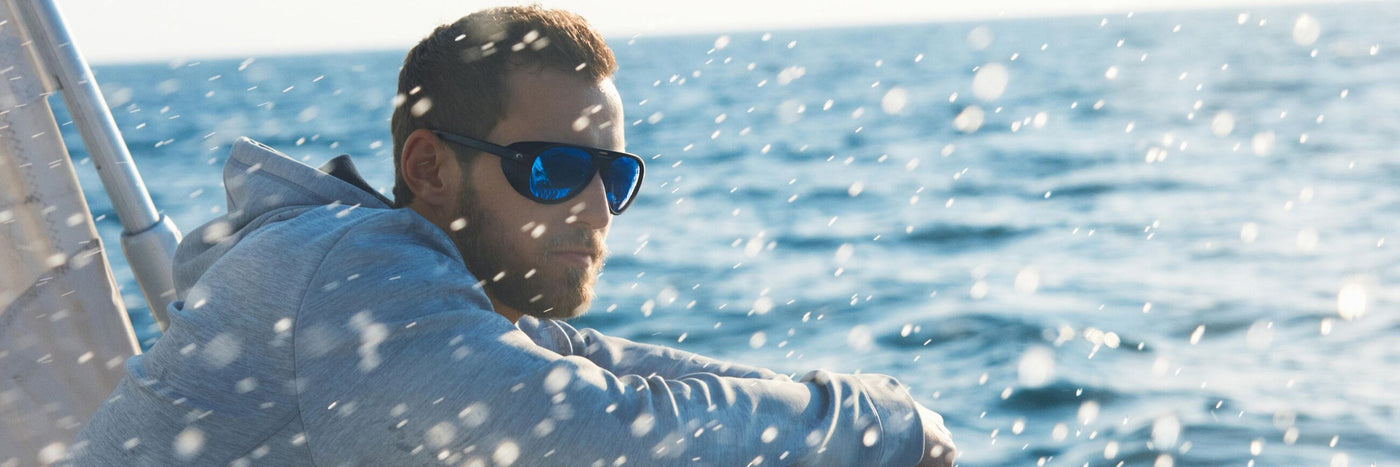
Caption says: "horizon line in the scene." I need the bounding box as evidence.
[75,0,1375,65]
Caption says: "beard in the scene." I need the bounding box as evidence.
[447,187,606,320]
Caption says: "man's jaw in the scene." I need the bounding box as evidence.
[483,247,603,322]
[456,214,606,321]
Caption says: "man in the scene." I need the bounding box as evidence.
[74,6,955,465]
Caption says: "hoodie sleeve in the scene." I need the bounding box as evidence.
[291,212,926,466]
[516,316,788,381]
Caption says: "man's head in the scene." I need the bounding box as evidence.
[392,6,625,322]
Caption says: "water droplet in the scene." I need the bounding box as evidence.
[1104,441,1120,459]
[1104,66,1120,80]
[38,442,67,464]
[202,221,232,244]
[1014,267,1039,294]
[953,106,986,133]
[458,402,490,428]
[1051,423,1069,441]
[834,244,854,264]
[202,333,242,369]
[1292,14,1321,46]
[1032,112,1048,128]
[426,421,457,448]
[1017,346,1054,387]
[1152,415,1180,448]
[1078,400,1100,425]
[351,311,387,372]
[972,63,1009,100]
[494,440,520,466]
[749,331,767,349]
[630,412,655,437]
[744,231,767,257]
[969,281,989,299]
[1252,131,1276,156]
[657,287,678,307]
[174,427,205,460]
[1337,280,1368,321]
[44,253,67,268]
[846,325,873,352]
[1245,321,1273,350]
[776,99,805,124]
[1211,112,1235,136]
[543,366,571,394]
[862,425,880,446]
[761,426,779,443]
[1240,223,1260,243]
[752,296,774,315]
[1296,228,1319,252]
[713,35,731,50]
[880,87,908,114]
[776,66,807,85]
[1283,427,1300,444]
[966,26,993,50]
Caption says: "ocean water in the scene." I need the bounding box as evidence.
[56,3,1400,465]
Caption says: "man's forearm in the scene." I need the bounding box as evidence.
[518,316,787,380]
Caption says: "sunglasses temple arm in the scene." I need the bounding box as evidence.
[433,131,527,163]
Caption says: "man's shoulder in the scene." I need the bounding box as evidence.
[237,205,441,256]
[178,206,449,301]
[251,206,476,308]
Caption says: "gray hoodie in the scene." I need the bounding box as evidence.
[72,137,927,466]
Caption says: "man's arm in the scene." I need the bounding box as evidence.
[517,316,788,380]
[293,217,928,466]
[520,318,958,465]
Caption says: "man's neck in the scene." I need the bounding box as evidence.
[402,205,522,324]
[489,296,523,324]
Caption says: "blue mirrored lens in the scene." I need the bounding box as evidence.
[604,157,641,211]
[530,147,594,200]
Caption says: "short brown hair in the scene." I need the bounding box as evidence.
[390,6,617,206]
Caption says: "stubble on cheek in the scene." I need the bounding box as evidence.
[448,203,606,319]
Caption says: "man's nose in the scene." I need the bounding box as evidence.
[567,174,611,230]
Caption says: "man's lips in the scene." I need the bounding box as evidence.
[549,250,597,267]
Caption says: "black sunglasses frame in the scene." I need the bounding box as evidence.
[431,130,645,215]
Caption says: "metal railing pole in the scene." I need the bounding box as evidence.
[14,0,180,330]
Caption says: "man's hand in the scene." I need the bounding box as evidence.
[916,404,957,466]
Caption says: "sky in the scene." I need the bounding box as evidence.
[47,0,1362,64]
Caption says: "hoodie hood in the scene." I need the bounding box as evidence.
[172,137,393,300]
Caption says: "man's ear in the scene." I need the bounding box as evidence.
[400,128,462,210]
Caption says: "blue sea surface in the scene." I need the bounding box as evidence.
[58,3,1400,465]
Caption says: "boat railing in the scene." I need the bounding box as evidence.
[8,0,182,330]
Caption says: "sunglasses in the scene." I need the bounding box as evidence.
[432,130,645,215]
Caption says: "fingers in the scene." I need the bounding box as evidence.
[916,405,957,466]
